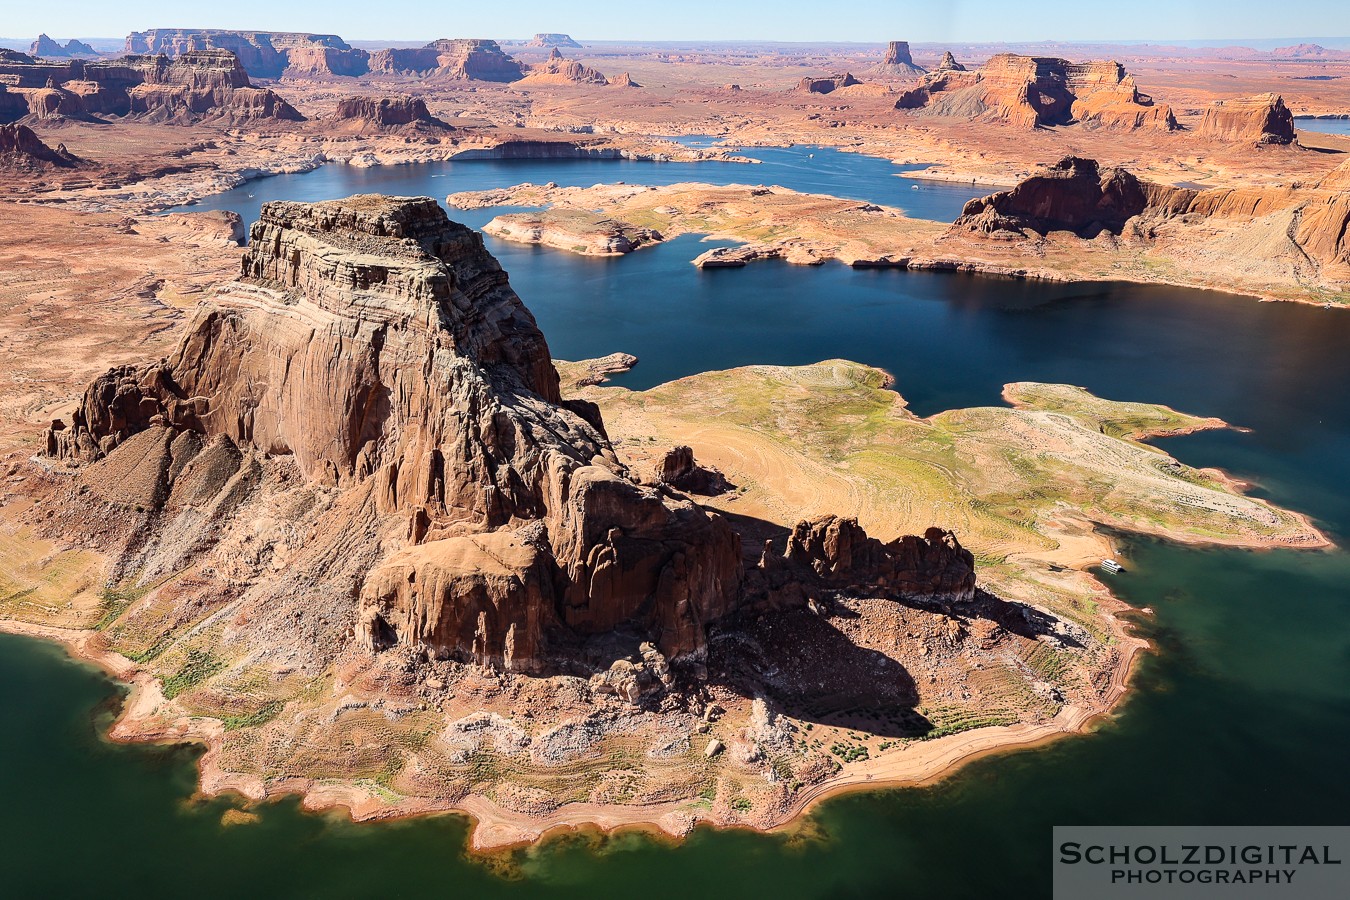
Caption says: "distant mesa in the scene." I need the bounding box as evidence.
[367,39,525,81]
[896,53,1178,131]
[1197,93,1296,145]
[0,122,81,169]
[1268,43,1346,59]
[0,49,304,124]
[29,34,98,59]
[609,71,640,88]
[937,50,966,72]
[796,73,861,94]
[124,29,368,79]
[330,95,449,130]
[872,41,926,79]
[518,48,609,86]
[526,33,582,49]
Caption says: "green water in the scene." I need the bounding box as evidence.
[5,152,1350,897]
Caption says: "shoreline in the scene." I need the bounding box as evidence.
[0,561,1162,852]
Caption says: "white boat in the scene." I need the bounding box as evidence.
[1100,559,1124,574]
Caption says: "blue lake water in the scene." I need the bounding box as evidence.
[176,144,988,228]
[1296,117,1350,136]
[6,144,1350,898]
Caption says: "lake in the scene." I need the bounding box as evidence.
[1296,117,1350,137]
[5,146,1349,899]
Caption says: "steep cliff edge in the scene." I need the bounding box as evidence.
[43,196,747,670]
[1197,93,1297,145]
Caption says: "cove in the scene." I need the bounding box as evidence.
[6,146,1349,899]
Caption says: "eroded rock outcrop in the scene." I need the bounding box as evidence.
[872,41,925,79]
[331,95,447,130]
[44,196,742,671]
[30,35,97,58]
[367,39,525,81]
[954,156,1155,237]
[755,516,976,605]
[937,51,966,72]
[0,122,80,168]
[796,73,861,94]
[519,48,608,86]
[654,446,731,496]
[897,53,1177,131]
[1197,93,1296,145]
[953,156,1350,284]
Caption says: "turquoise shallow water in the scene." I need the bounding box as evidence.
[4,148,1349,898]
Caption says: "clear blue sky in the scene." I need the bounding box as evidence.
[5,0,1347,43]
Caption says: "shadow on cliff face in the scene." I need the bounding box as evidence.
[706,605,934,739]
[692,510,1084,738]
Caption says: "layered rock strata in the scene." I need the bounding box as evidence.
[527,34,582,49]
[124,30,366,79]
[42,196,980,677]
[331,95,447,129]
[367,39,525,81]
[953,155,1350,282]
[1197,93,1296,145]
[897,53,1177,131]
[796,73,861,94]
[0,50,303,123]
[44,196,742,671]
